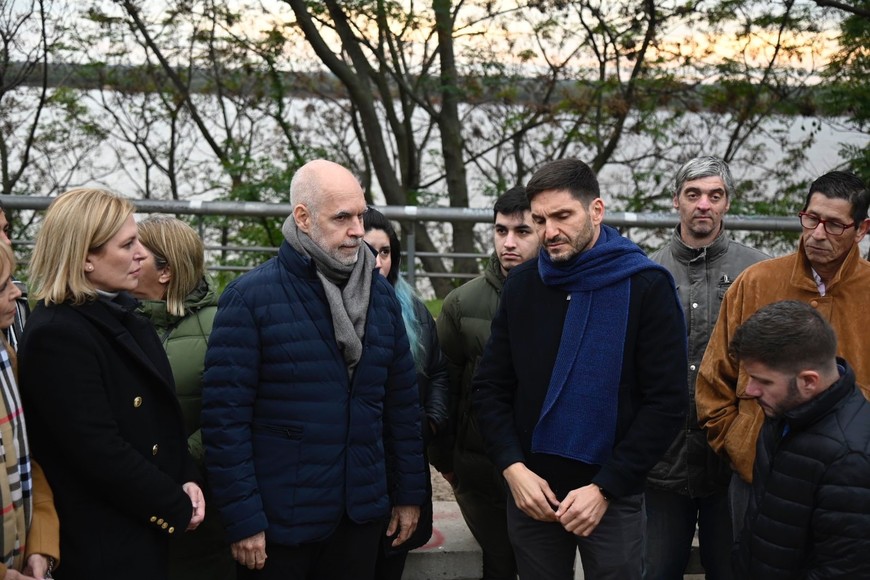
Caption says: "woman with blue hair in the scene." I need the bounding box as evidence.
[363,208,448,579]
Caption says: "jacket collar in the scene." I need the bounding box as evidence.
[483,252,506,293]
[790,238,862,293]
[667,225,730,262]
[73,296,173,390]
[784,358,855,431]
[137,278,217,330]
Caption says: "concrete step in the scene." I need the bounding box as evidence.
[403,502,482,580]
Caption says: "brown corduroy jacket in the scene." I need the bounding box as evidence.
[696,240,870,483]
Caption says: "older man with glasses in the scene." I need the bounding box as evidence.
[695,170,870,555]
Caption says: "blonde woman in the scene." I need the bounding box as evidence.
[133,215,233,580]
[18,189,204,579]
[0,243,59,580]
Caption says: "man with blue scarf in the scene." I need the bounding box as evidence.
[473,158,688,579]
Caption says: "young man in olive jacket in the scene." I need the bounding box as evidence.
[729,300,870,578]
[432,186,539,579]
[644,157,768,579]
[473,158,688,579]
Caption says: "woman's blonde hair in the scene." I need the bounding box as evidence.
[136,215,205,317]
[30,188,135,305]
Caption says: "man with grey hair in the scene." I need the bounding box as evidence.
[644,156,767,579]
[202,159,426,579]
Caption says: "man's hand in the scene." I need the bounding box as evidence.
[555,484,609,536]
[387,505,420,547]
[503,462,559,522]
[21,554,51,579]
[231,531,267,570]
[183,481,206,530]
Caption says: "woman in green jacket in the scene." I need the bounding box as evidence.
[134,215,235,580]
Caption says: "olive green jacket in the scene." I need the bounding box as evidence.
[431,256,504,472]
[138,279,218,463]
[138,279,235,580]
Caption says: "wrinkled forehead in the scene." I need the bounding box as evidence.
[314,179,366,216]
[804,192,854,221]
[677,175,727,196]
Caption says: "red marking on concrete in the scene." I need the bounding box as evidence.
[418,527,445,550]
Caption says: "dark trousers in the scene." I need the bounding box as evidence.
[453,450,517,579]
[506,491,644,580]
[372,550,408,580]
[642,486,734,580]
[236,517,382,580]
[728,473,753,542]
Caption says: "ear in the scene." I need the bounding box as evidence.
[672,194,680,210]
[854,218,869,243]
[158,265,172,285]
[294,204,311,234]
[84,257,95,273]
[589,197,606,226]
[796,369,823,397]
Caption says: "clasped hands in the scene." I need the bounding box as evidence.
[502,462,609,537]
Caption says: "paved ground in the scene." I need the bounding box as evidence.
[431,469,455,501]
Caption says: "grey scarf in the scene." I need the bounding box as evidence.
[283,215,374,374]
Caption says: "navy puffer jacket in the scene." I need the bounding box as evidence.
[201,242,426,546]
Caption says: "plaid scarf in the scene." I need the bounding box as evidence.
[0,342,32,569]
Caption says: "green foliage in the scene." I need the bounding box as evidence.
[0,0,862,292]
[425,298,443,319]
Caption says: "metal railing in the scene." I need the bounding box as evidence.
[0,195,804,287]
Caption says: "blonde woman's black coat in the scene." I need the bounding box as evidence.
[18,294,197,580]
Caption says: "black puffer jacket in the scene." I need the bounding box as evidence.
[736,360,870,579]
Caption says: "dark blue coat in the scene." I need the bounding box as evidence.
[201,242,426,546]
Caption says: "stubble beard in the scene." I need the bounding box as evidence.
[309,225,361,266]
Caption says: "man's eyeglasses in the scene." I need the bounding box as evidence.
[798,212,855,236]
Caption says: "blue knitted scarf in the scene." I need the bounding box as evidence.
[532,224,674,466]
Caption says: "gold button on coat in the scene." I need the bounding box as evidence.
[168,527,175,534]
[152,444,159,455]
[157,518,164,525]
[133,396,142,407]
[150,516,157,522]
[161,522,168,529]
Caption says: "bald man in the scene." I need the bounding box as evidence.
[202,160,426,579]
